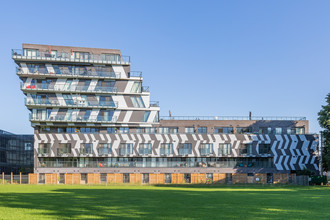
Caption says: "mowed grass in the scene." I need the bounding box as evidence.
[0,184,329,219]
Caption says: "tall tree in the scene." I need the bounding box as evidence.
[318,93,330,171]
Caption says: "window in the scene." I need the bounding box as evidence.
[214,127,233,134]
[107,127,116,134]
[139,143,152,155]
[123,173,130,183]
[259,127,272,134]
[74,52,90,60]
[206,173,213,180]
[98,143,112,155]
[142,111,150,122]
[25,143,32,151]
[218,143,231,156]
[200,143,213,156]
[185,127,194,134]
[142,173,149,184]
[57,143,71,155]
[248,173,254,176]
[160,143,173,156]
[119,143,133,156]
[80,143,93,154]
[236,127,252,134]
[165,173,172,184]
[38,143,50,154]
[118,127,129,134]
[178,143,192,155]
[131,96,145,108]
[131,81,142,93]
[259,144,271,154]
[275,128,282,135]
[159,127,178,134]
[184,173,191,183]
[101,53,120,62]
[296,127,305,134]
[240,144,252,155]
[23,49,38,57]
[197,127,207,134]
[145,127,156,134]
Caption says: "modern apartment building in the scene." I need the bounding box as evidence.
[12,44,319,184]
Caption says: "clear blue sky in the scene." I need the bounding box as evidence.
[0,0,329,134]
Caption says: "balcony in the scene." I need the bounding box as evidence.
[160,116,307,121]
[149,101,159,107]
[21,83,118,94]
[12,49,130,65]
[128,71,142,78]
[29,114,118,123]
[16,67,121,79]
[25,98,118,108]
[142,86,149,92]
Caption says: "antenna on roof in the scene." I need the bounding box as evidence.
[169,110,172,117]
[249,111,252,120]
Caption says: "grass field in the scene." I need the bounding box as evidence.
[0,184,329,219]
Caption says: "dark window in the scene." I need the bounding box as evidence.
[142,173,149,184]
[123,173,130,183]
[197,127,207,134]
[184,173,191,183]
[178,143,192,155]
[236,127,252,134]
[165,173,172,183]
[214,127,233,134]
[259,144,271,154]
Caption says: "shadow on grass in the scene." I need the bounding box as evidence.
[0,185,329,219]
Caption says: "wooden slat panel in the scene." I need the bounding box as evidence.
[149,174,157,184]
[28,173,38,184]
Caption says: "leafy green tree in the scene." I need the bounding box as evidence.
[318,93,330,171]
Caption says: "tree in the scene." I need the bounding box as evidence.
[318,93,330,171]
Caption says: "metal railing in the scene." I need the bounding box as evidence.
[128,71,142,78]
[160,116,307,121]
[21,83,118,93]
[149,101,159,107]
[142,86,149,92]
[25,98,118,108]
[12,49,130,64]
[17,67,121,79]
[29,114,118,123]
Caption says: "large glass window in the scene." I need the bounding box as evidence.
[98,143,112,155]
[200,143,213,156]
[142,173,149,184]
[197,127,207,134]
[38,143,51,154]
[131,96,145,108]
[118,127,129,134]
[142,111,150,122]
[165,173,172,183]
[139,143,152,155]
[240,144,253,155]
[214,127,233,134]
[236,127,252,134]
[185,127,194,134]
[119,143,133,156]
[178,143,192,155]
[80,143,93,154]
[259,144,271,154]
[160,143,173,156]
[296,127,305,134]
[218,143,231,156]
[259,127,272,134]
[123,173,130,183]
[131,82,142,93]
[159,127,178,134]
[57,143,71,155]
[275,128,282,135]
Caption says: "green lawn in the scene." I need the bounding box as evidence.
[0,184,329,219]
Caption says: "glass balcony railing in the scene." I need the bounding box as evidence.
[16,67,121,79]
[128,71,142,78]
[12,49,130,64]
[20,83,118,93]
[25,98,118,108]
[29,114,117,123]
[149,101,159,107]
[142,86,149,92]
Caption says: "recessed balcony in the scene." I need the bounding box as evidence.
[12,49,130,65]
[16,67,121,79]
[29,114,118,123]
[21,83,118,94]
[25,98,118,108]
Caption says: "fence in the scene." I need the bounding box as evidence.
[0,172,313,185]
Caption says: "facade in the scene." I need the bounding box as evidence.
[0,129,33,174]
[13,44,319,184]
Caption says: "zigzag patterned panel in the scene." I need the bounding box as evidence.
[34,133,319,171]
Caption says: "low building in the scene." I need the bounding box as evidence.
[0,129,33,174]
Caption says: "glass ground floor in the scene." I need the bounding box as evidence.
[38,157,274,168]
